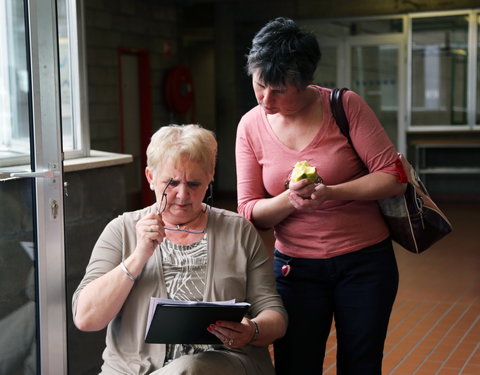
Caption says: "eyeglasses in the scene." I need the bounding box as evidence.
[157,178,210,234]
[157,179,172,214]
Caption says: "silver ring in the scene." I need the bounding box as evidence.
[228,338,234,346]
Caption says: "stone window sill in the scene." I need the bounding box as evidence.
[63,150,133,172]
[0,150,133,180]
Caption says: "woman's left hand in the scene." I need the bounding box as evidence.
[207,318,255,348]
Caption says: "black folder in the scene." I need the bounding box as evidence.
[144,299,250,344]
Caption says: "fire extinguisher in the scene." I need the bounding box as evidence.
[163,65,195,115]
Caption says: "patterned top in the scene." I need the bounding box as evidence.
[72,205,286,375]
[160,234,219,363]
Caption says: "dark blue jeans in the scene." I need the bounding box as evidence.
[273,239,398,375]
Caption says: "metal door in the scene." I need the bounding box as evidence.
[0,0,67,373]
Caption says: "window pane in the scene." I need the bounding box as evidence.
[345,19,403,35]
[0,2,39,373]
[313,46,337,88]
[0,0,79,167]
[0,0,30,165]
[57,0,79,152]
[303,19,403,38]
[411,15,468,126]
[351,45,399,146]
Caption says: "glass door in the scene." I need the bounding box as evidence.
[346,35,406,153]
[0,0,67,374]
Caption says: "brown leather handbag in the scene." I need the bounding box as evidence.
[330,88,452,253]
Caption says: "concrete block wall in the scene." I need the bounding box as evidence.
[84,0,180,154]
[65,165,128,374]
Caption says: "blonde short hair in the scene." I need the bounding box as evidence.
[146,124,217,177]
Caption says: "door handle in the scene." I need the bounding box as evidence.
[8,162,61,179]
[10,169,60,178]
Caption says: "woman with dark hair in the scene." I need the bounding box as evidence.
[236,17,406,375]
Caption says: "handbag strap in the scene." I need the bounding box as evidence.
[330,88,409,185]
[329,87,352,147]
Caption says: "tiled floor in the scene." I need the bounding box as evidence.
[219,198,479,374]
[322,202,480,375]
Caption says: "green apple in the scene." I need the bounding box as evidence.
[290,161,319,183]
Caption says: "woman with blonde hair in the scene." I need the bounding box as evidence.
[73,124,287,374]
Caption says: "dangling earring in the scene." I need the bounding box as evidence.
[150,184,155,191]
[203,183,213,212]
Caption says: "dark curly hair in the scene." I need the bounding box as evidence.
[246,17,321,89]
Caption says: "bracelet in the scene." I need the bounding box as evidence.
[251,319,260,342]
[120,261,137,282]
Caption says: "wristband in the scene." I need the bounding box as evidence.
[251,319,260,342]
[120,261,137,282]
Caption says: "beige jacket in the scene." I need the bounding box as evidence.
[72,205,286,375]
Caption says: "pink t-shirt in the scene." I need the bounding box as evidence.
[235,86,399,259]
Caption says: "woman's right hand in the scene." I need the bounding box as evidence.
[135,212,166,257]
[75,212,166,332]
[288,179,329,211]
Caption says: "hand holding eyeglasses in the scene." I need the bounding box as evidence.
[135,212,166,257]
